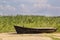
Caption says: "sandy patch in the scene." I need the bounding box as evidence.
[0,33,60,40]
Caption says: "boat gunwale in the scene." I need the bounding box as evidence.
[14,26,57,30]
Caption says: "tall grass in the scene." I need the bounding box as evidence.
[0,15,60,32]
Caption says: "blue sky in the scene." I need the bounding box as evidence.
[0,0,60,16]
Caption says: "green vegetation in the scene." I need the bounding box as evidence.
[0,15,60,32]
[49,36,60,40]
[52,38,60,40]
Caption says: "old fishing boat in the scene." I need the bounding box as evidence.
[14,26,57,34]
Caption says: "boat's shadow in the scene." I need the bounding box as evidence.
[9,32,52,35]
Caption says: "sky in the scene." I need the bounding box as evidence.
[0,0,60,16]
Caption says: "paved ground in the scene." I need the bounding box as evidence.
[0,33,60,40]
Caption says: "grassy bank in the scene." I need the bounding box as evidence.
[0,15,60,32]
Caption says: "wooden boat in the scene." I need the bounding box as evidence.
[14,26,57,34]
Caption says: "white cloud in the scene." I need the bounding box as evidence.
[0,5,16,11]
[34,0,48,3]
[20,4,25,8]
[6,5,16,11]
[2,0,7,3]
[47,4,60,9]
[33,4,48,8]
[18,0,48,13]
[47,4,60,12]
[12,0,47,3]
[19,4,31,13]
[32,0,48,8]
